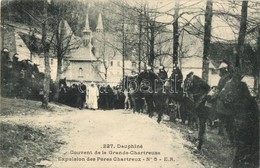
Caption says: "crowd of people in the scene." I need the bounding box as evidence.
[58,80,126,110]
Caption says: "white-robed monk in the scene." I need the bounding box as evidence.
[87,82,99,110]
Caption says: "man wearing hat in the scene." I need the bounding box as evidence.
[146,65,152,72]
[215,60,233,139]
[169,65,183,93]
[136,65,157,117]
[217,61,232,92]
[157,65,168,80]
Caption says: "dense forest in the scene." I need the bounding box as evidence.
[1,0,118,35]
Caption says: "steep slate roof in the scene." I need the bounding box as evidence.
[209,42,256,75]
[15,31,31,61]
[68,44,97,61]
[209,42,236,66]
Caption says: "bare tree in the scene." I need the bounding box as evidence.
[202,0,213,82]
[108,0,174,69]
[95,33,117,82]
[173,0,180,66]
[257,26,260,98]
[41,0,51,108]
[47,1,82,101]
[137,5,144,73]
[236,1,248,68]
[210,1,259,95]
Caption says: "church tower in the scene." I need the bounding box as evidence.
[96,13,104,33]
[83,14,92,47]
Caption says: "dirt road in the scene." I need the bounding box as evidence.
[1,109,204,168]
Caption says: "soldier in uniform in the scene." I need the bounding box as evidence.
[157,65,168,80]
[169,65,183,93]
[218,69,259,167]
[136,66,157,117]
[215,61,233,140]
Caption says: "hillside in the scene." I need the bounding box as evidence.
[0,97,74,168]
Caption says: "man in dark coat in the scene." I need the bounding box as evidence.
[169,65,183,94]
[80,82,87,108]
[106,85,114,109]
[98,84,107,110]
[77,82,86,109]
[217,62,232,92]
[218,70,259,168]
[215,61,233,139]
[157,65,168,80]
[137,66,158,94]
[136,66,158,117]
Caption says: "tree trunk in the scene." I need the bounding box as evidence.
[138,12,143,73]
[145,8,149,68]
[54,56,62,101]
[148,23,155,68]
[105,67,108,82]
[41,1,50,109]
[257,26,260,99]
[236,1,248,68]
[202,0,213,82]
[54,19,64,102]
[179,31,185,71]
[122,16,125,88]
[173,0,180,66]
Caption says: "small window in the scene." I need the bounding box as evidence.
[79,68,83,78]
[83,40,87,46]
[51,59,53,65]
[117,61,120,67]
[111,61,113,66]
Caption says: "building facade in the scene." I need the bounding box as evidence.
[62,14,104,85]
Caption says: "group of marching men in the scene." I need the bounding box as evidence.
[57,60,258,167]
[124,61,259,168]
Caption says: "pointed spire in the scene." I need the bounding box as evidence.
[83,14,91,33]
[96,13,104,32]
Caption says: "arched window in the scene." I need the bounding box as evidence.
[79,68,83,78]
